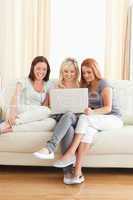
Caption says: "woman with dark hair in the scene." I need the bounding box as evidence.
[29,56,51,82]
[0,56,55,133]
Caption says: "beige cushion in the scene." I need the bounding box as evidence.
[90,126,133,154]
[0,131,54,153]
[2,79,133,124]
[110,80,133,125]
[0,126,132,155]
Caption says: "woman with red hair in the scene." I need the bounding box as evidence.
[54,58,123,184]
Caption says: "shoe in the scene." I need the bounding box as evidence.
[53,156,76,168]
[72,175,85,184]
[63,170,74,185]
[64,174,85,185]
[33,147,54,159]
[63,176,74,185]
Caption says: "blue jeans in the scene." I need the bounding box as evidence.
[47,112,78,173]
[0,119,4,124]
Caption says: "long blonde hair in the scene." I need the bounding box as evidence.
[58,58,80,88]
[80,58,103,87]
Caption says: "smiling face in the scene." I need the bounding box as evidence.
[62,64,77,82]
[33,62,47,81]
[81,65,96,84]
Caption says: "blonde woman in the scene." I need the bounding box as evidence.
[34,58,80,184]
[54,58,123,184]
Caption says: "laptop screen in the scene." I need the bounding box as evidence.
[50,88,88,114]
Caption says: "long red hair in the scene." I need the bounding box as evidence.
[80,58,103,87]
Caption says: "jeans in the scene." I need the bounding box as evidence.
[0,119,4,124]
[47,112,78,173]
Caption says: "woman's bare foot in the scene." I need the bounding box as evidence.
[0,121,12,134]
[1,127,12,134]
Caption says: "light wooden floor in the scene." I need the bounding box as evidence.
[0,166,133,200]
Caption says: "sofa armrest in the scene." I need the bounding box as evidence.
[0,91,6,119]
[0,107,2,119]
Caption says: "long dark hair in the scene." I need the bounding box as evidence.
[28,56,51,81]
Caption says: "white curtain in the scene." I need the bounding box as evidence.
[104,0,129,80]
[0,0,50,88]
[123,6,132,79]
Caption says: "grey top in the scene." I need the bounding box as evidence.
[88,79,122,118]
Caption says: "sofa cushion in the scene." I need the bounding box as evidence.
[110,80,133,125]
[90,125,133,154]
[0,131,54,153]
[0,126,132,154]
[0,79,57,114]
[1,79,133,124]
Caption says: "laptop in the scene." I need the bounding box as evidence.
[49,88,88,114]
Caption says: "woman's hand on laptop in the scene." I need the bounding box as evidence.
[84,107,93,115]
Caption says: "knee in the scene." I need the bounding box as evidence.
[79,114,89,122]
[45,118,56,130]
[62,111,77,122]
[64,111,74,117]
[67,125,74,135]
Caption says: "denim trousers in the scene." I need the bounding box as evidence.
[47,112,78,173]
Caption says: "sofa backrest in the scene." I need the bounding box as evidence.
[0,80,17,111]
[1,79,133,125]
[110,80,133,125]
[0,79,57,116]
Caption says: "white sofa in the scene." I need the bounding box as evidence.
[0,80,133,168]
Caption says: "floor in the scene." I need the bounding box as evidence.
[0,166,133,200]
